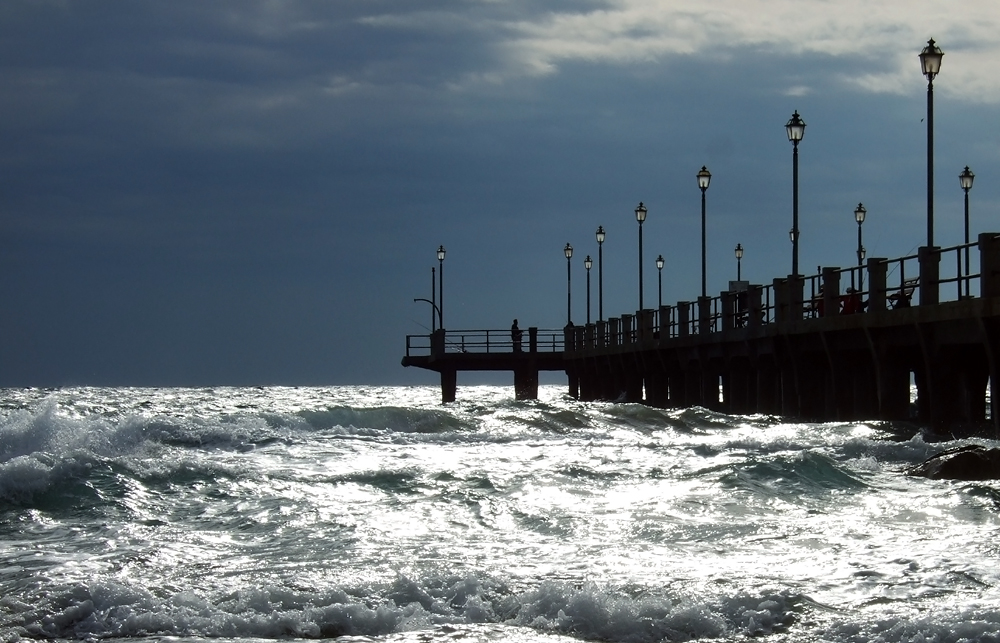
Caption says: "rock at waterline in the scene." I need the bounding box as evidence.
[908,445,1000,480]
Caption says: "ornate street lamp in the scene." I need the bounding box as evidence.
[734,243,743,281]
[697,166,712,297]
[960,165,975,297]
[635,202,647,310]
[656,254,665,308]
[854,203,867,290]
[596,226,606,322]
[920,38,943,247]
[786,110,806,276]
[564,243,573,325]
[584,255,593,324]
[437,245,446,328]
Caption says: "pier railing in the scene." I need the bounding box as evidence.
[405,327,564,357]
[405,234,1000,357]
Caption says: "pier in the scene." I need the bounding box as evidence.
[403,234,1000,432]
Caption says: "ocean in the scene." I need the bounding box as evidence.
[2,384,1000,643]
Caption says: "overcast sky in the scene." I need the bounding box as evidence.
[2,1,1000,387]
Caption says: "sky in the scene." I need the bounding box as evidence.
[3,0,1000,387]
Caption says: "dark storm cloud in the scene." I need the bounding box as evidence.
[1,1,998,386]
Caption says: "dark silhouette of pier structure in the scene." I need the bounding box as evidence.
[403,234,1000,432]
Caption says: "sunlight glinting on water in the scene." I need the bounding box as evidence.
[3,385,1000,642]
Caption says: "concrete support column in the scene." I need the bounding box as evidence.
[441,369,457,403]
[514,366,539,400]
[918,246,940,306]
[626,356,643,402]
[756,360,778,414]
[684,366,702,407]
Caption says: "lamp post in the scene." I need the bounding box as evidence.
[786,110,806,277]
[920,38,943,248]
[697,166,712,297]
[437,245,446,328]
[584,255,593,324]
[564,243,573,325]
[854,203,867,290]
[636,202,647,310]
[960,165,975,297]
[431,266,436,332]
[656,254,665,308]
[734,243,743,282]
[596,226,605,322]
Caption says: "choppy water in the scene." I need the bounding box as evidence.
[2,385,1000,643]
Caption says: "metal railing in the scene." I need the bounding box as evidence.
[405,328,565,357]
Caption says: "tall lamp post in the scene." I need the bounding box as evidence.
[854,203,867,290]
[564,243,573,325]
[437,245,446,328]
[431,266,437,332]
[697,166,711,297]
[656,254,665,308]
[920,38,943,248]
[584,255,593,324]
[734,243,743,281]
[636,202,647,310]
[596,226,605,322]
[960,165,975,297]
[786,111,806,276]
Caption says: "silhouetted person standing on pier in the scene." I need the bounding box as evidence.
[511,319,523,352]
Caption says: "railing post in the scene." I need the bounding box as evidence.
[639,309,654,341]
[621,314,634,345]
[677,302,690,336]
[697,296,711,334]
[597,320,606,348]
[529,327,538,353]
[721,291,735,330]
[867,258,887,312]
[788,275,804,320]
[658,305,670,339]
[772,278,787,323]
[563,324,576,353]
[918,246,941,306]
[748,285,763,327]
[584,323,595,349]
[979,233,1000,298]
[432,328,446,356]
[822,267,840,317]
[609,318,620,347]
